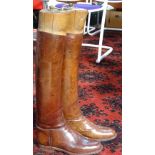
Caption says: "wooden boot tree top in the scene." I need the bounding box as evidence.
[38,9,88,35]
[38,9,73,35]
[67,9,88,34]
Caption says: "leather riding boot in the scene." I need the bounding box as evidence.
[36,9,103,155]
[62,9,117,142]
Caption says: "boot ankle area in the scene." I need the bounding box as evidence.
[36,128,50,146]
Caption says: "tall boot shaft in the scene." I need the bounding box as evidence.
[36,10,70,129]
[62,9,117,141]
[62,9,88,119]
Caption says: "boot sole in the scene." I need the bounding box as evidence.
[39,144,103,155]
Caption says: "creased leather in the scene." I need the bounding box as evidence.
[36,31,65,129]
[37,126,103,154]
[62,33,117,141]
[62,33,83,119]
[36,30,103,154]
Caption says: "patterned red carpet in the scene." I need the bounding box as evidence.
[33,30,122,155]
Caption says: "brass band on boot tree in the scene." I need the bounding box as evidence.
[36,9,103,155]
[57,0,82,7]
[62,9,117,141]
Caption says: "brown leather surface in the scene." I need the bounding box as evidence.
[36,31,65,129]
[62,33,83,119]
[62,18,117,141]
[67,116,117,141]
[35,9,103,154]
[37,126,103,154]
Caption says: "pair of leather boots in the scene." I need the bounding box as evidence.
[36,8,117,155]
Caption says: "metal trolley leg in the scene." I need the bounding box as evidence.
[82,0,113,63]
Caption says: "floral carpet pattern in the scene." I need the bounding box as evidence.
[33,30,122,155]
